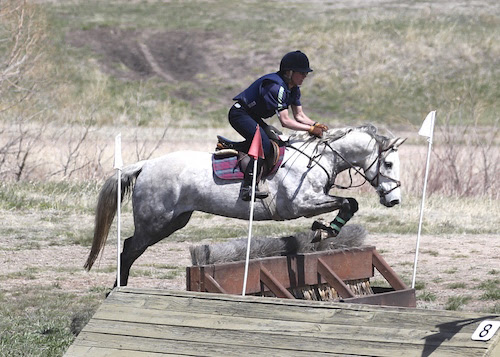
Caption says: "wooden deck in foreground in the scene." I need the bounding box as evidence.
[65,288,500,357]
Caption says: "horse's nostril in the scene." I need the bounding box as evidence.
[389,199,400,207]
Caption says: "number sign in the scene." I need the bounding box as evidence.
[471,320,500,341]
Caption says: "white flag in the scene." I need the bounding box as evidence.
[114,133,123,169]
[419,111,436,138]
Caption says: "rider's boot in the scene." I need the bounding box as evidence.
[241,159,268,201]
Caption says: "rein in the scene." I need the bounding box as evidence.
[283,138,336,192]
[284,134,401,196]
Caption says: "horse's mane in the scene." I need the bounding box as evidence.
[288,124,390,146]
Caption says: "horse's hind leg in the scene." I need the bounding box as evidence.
[116,211,194,287]
[116,237,147,287]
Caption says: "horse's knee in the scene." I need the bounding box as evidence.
[340,198,358,219]
[348,197,359,213]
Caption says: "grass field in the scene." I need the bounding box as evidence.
[0,1,499,355]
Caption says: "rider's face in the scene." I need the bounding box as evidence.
[290,71,308,87]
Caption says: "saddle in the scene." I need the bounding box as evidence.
[213,133,285,181]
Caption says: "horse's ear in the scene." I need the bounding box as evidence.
[394,137,407,148]
[385,137,407,151]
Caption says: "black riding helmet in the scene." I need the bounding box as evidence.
[279,50,313,73]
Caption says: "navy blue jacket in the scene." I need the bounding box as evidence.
[233,73,301,119]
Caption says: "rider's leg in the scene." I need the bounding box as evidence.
[312,198,359,237]
[229,105,272,155]
[229,108,272,201]
[241,157,268,201]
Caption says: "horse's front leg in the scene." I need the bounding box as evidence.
[311,197,359,239]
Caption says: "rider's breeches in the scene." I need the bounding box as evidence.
[228,105,272,158]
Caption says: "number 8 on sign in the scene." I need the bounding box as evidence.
[471,320,500,341]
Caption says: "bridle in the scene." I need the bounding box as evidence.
[358,144,402,197]
[284,136,401,197]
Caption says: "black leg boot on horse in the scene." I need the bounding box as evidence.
[240,158,269,201]
[311,198,359,242]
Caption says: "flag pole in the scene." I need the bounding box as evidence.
[242,125,264,296]
[242,158,258,296]
[412,111,436,289]
[114,134,123,289]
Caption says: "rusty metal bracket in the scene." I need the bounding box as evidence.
[259,265,295,299]
[186,246,416,308]
[204,272,228,294]
[317,258,355,298]
[372,250,407,290]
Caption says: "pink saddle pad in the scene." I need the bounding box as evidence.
[212,146,285,180]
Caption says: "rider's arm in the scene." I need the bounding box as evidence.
[277,108,312,131]
[291,105,316,126]
[263,82,320,133]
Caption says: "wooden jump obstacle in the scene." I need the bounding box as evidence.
[65,288,500,356]
[187,246,416,307]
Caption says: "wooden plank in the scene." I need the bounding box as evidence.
[109,289,491,332]
[83,319,427,355]
[65,345,166,356]
[87,313,487,349]
[72,331,313,357]
[91,301,491,350]
[489,337,500,357]
[72,323,489,357]
[66,290,500,357]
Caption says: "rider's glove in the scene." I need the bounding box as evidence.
[314,122,329,131]
[308,125,324,138]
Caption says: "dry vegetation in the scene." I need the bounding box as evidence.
[0,1,498,356]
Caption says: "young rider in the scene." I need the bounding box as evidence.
[229,50,329,201]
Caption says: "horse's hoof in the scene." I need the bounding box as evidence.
[311,220,337,242]
[311,230,323,243]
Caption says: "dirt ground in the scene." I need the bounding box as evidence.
[1,208,498,313]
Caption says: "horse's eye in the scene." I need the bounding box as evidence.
[384,161,393,169]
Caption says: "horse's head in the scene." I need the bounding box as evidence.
[289,126,406,208]
[364,137,406,207]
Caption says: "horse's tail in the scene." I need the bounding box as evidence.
[84,161,146,271]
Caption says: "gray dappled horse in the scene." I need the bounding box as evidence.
[85,124,405,287]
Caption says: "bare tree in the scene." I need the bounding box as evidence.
[133,124,169,161]
[0,0,48,181]
[433,103,499,198]
[49,119,93,180]
[0,112,46,181]
[0,0,45,111]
